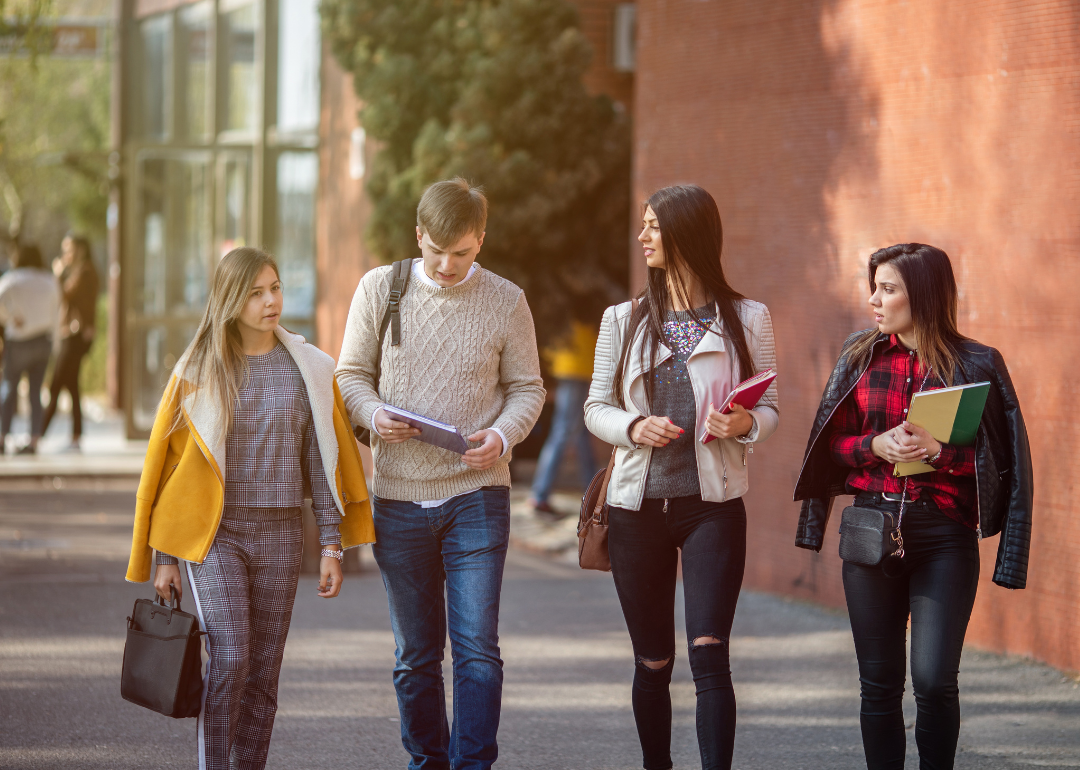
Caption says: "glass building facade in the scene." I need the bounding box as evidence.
[121,0,320,434]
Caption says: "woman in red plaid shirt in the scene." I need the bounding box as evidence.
[794,243,1033,770]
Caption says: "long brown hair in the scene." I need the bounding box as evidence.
[611,185,756,409]
[166,247,280,434]
[843,243,968,386]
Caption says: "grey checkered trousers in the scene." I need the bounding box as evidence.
[161,344,341,770]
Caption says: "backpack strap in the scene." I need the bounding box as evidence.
[379,258,414,348]
[374,258,415,384]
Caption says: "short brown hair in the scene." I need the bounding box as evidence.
[13,244,44,269]
[416,178,488,247]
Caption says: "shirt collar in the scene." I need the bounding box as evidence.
[887,334,913,352]
[412,259,478,289]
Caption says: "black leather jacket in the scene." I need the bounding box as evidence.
[793,331,1033,589]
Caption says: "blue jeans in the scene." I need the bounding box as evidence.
[372,486,511,770]
[1,334,51,438]
[530,378,596,503]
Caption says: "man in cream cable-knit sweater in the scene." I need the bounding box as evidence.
[336,178,545,770]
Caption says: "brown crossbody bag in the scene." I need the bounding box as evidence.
[577,299,638,571]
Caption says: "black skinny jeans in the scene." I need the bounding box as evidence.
[843,493,980,770]
[609,495,746,770]
[41,335,91,440]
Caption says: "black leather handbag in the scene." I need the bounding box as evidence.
[121,589,204,718]
[838,478,911,567]
[838,504,903,566]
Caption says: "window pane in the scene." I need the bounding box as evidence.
[277,0,319,133]
[138,156,212,317]
[224,4,258,132]
[179,2,213,140]
[275,151,317,319]
[219,154,251,255]
[132,323,198,431]
[140,15,171,139]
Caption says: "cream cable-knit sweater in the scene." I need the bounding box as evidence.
[336,263,546,502]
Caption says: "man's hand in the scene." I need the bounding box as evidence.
[373,408,420,444]
[463,429,503,470]
[318,548,343,599]
[153,563,183,602]
[630,416,684,448]
[871,426,928,465]
[705,402,754,440]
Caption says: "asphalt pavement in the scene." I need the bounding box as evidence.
[1,487,1078,769]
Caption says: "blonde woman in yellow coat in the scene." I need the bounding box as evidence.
[126,247,373,770]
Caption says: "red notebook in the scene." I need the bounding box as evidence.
[700,368,777,444]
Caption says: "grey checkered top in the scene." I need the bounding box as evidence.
[156,343,340,566]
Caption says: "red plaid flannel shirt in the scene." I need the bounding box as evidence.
[828,335,978,529]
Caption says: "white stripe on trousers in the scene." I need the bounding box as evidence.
[185,560,211,770]
[183,507,304,770]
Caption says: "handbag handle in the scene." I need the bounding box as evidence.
[155,586,181,611]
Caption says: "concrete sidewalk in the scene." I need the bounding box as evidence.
[1,488,1079,769]
[0,396,146,486]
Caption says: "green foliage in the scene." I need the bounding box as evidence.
[78,292,108,395]
[0,0,54,59]
[0,27,110,246]
[321,0,630,342]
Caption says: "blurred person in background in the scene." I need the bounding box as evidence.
[528,312,600,517]
[41,233,99,451]
[0,244,61,454]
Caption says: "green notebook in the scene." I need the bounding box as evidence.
[894,381,991,477]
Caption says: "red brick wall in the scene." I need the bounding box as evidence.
[633,0,1080,671]
[575,0,635,111]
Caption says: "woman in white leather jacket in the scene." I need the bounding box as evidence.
[584,184,778,770]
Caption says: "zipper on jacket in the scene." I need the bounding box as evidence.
[794,344,882,489]
[663,498,669,513]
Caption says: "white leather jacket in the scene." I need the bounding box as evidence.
[584,299,779,510]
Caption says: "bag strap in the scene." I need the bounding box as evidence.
[894,364,934,559]
[373,258,415,385]
[592,297,640,519]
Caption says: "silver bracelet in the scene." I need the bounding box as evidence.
[320,548,344,562]
[927,447,943,465]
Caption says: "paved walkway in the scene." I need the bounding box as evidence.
[0,397,146,484]
[1,487,1079,769]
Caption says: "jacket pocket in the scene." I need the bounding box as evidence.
[155,463,180,501]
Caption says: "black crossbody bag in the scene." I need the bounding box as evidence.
[354,258,415,446]
[838,367,932,567]
[838,484,909,567]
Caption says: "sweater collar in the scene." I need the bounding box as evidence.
[410,261,484,294]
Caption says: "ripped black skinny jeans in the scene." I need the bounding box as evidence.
[609,495,747,770]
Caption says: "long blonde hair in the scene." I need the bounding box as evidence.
[167,247,280,435]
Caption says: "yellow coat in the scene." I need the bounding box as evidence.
[126,327,374,583]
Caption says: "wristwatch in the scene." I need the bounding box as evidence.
[320,548,344,562]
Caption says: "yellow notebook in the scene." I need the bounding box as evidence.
[894,381,991,477]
